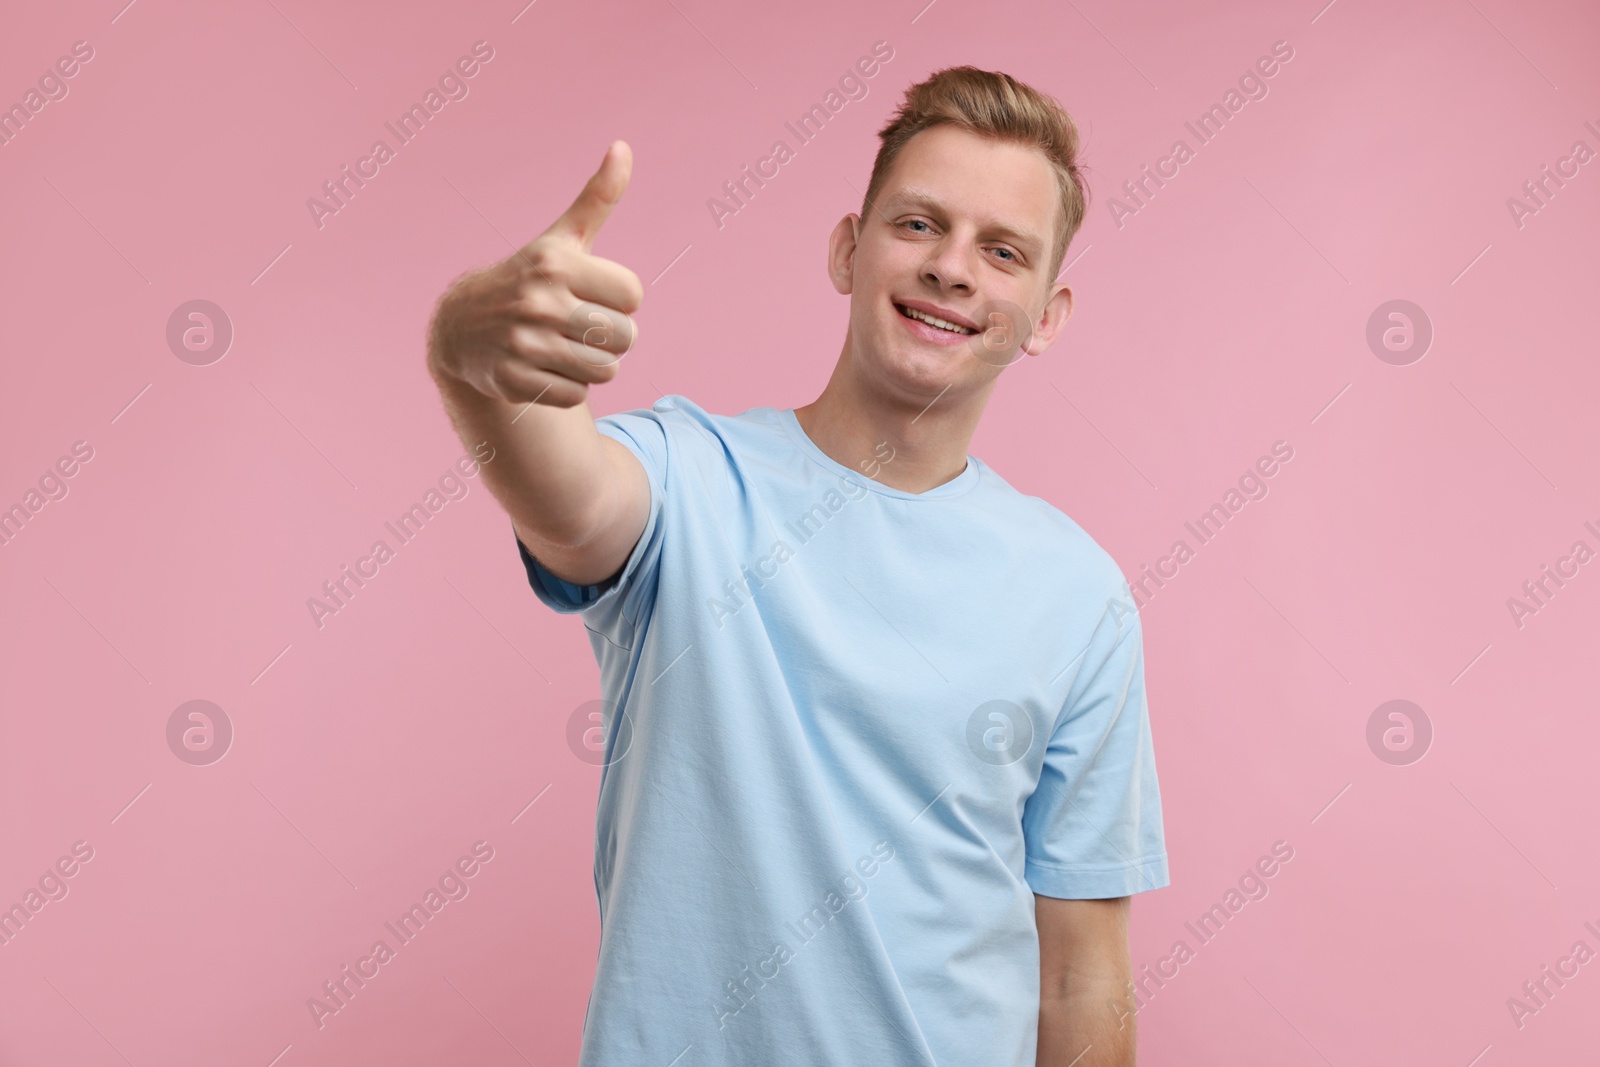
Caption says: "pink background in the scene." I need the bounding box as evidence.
[3,0,1597,1063]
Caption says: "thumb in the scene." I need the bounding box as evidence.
[539,140,632,253]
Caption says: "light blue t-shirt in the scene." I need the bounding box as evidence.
[515,394,1169,1067]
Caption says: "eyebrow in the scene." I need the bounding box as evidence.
[879,189,1045,258]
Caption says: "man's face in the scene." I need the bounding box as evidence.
[829,124,1073,407]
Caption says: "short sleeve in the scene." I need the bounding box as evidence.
[1022,613,1170,899]
[515,408,669,651]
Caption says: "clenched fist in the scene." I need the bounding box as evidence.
[428,140,642,407]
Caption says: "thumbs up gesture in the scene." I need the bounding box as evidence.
[428,141,643,407]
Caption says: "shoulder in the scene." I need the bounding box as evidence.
[592,394,789,501]
[975,467,1139,622]
[597,393,776,448]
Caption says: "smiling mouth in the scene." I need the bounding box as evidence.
[895,303,977,335]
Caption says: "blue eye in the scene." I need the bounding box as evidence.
[901,219,1019,263]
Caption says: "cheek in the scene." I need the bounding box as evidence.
[870,285,906,325]
[856,296,889,338]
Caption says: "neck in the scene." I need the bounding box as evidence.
[793,343,990,494]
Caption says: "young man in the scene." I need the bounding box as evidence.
[427,65,1168,1067]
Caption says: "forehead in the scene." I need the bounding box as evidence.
[875,124,1058,248]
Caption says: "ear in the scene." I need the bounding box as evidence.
[828,214,861,296]
[1022,281,1074,356]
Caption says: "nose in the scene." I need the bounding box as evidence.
[919,232,977,294]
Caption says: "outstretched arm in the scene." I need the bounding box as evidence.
[426,141,650,586]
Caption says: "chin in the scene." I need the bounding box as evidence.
[877,341,964,392]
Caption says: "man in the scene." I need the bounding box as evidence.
[427,64,1168,1067]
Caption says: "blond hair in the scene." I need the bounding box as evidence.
[861,65,1089,280]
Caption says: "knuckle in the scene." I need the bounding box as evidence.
[507,323,550,362]
[517,285,562,323]
[545,378,588,407]
[581,356,618,383]
[482,367,514,402]
[519,242,553,272]
[524,244,565,283]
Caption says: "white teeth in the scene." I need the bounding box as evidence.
[899,305,974,334]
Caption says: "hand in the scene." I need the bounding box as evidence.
[428,140,643,407]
